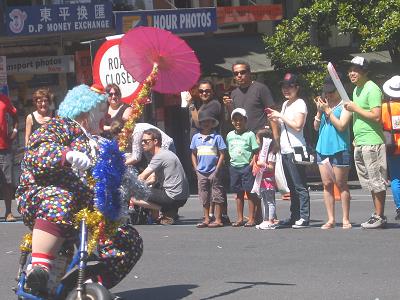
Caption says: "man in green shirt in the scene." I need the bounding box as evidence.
[344,56,387,229]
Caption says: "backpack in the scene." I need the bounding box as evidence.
[382,101,400,155]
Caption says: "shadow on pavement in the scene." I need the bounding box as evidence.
[115,284,198,299]
[200,281,296,300]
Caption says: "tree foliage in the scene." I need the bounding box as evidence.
[263,0,400,95]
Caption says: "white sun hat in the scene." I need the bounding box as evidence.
[383,75,400,99]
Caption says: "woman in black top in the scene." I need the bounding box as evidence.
[187,79,223,138]
[102,84,133,139]
[25,88,54,145]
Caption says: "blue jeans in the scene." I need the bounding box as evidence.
[388,155,400,209]
[282,153,310,221]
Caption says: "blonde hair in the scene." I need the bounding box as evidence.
[32,88,53,103]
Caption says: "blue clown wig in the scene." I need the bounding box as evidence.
[58,84,107,119]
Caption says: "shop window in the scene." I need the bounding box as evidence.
[112,0,148,10]
[174,0,191,8]
[6,0,31,5]
[217,0,232,6]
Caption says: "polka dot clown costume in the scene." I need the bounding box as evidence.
[16,84,143,293]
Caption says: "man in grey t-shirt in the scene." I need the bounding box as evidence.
[132,128,189,224]
[223,60,277,134]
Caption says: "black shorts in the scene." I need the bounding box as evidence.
[148,187,187,212]
[229,164,255,193]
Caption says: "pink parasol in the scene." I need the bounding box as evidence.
[119,26,201,94]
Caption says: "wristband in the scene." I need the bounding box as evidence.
[189,104,195,111]
[314,116,321,122]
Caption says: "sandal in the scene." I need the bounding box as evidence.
[208,222,223,228]
[5,213,16,222]
[196,222,209,228]
[342,223,352,229]
[244,222,256,227]
[231,220,246,227]
[321,222,335,229]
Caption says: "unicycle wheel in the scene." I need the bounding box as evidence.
[65,283,112,300]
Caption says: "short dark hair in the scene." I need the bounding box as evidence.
[256,128,277,153]
[105,84,121,97]
[256,128,273,140]
[232,60,251,72]
[143,128,162,146]
[198,79,214,90]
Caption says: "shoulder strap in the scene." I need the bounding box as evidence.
[282,102,293,148]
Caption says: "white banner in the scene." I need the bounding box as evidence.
[7,55,75,74]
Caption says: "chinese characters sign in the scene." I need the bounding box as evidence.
[6,3,113,36]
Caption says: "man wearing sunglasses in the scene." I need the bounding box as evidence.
[223,60,276,135]
[132,128,189,225]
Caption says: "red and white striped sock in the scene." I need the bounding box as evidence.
[31,253,55,271]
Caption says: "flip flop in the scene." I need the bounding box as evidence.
[208,222,224,228]
[196,222,209,228]
[321,222,335,229]
[244,222,256,227]
[231,220,246,227]
[342,223,352,229]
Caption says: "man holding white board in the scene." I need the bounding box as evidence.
[344,56,387,229]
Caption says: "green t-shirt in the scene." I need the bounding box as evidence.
[226,130,259,168]
[352,80,385,146]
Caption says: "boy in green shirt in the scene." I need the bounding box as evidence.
[344,56,387,229]
[226,108,259,227]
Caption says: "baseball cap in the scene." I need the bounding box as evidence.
[383,75,400,99]
[280,73,299,87]
[322,75,337,94]
[350,56,369,70]
[231,108,247,119]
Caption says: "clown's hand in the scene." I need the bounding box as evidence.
[66,151,91,171]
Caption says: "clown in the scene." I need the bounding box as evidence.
[16,84,142,296]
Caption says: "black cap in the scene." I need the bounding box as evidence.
[322,76,336,94]
[280,73,299,87]
[198,111,219,128]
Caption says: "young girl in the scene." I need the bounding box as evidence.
[252,128,278,230]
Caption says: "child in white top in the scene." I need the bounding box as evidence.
[252,128,277,229]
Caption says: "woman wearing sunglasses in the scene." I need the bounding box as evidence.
[187,79,222,137]
[102,83,133,139]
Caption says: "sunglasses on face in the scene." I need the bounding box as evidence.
[108,92,119,97]
[233,70,248,76]
[141,139,154,145]
[198,89,212,94]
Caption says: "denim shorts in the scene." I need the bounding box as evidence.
[229,164,255,193]
[317,150,351,168]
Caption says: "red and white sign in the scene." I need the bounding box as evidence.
[92,36,139,103]
[217,4,282,25]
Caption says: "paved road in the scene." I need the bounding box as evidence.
[1,188,398,300]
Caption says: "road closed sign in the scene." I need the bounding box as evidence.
[92,36,139,103]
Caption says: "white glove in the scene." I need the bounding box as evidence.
[66,151,91,171]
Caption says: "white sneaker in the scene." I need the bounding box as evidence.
[256,221,269,229]
[257,221,277,230]
[292,218,309,228]
[361,214,386,229]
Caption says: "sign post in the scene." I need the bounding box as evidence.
[92,36,139,104]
